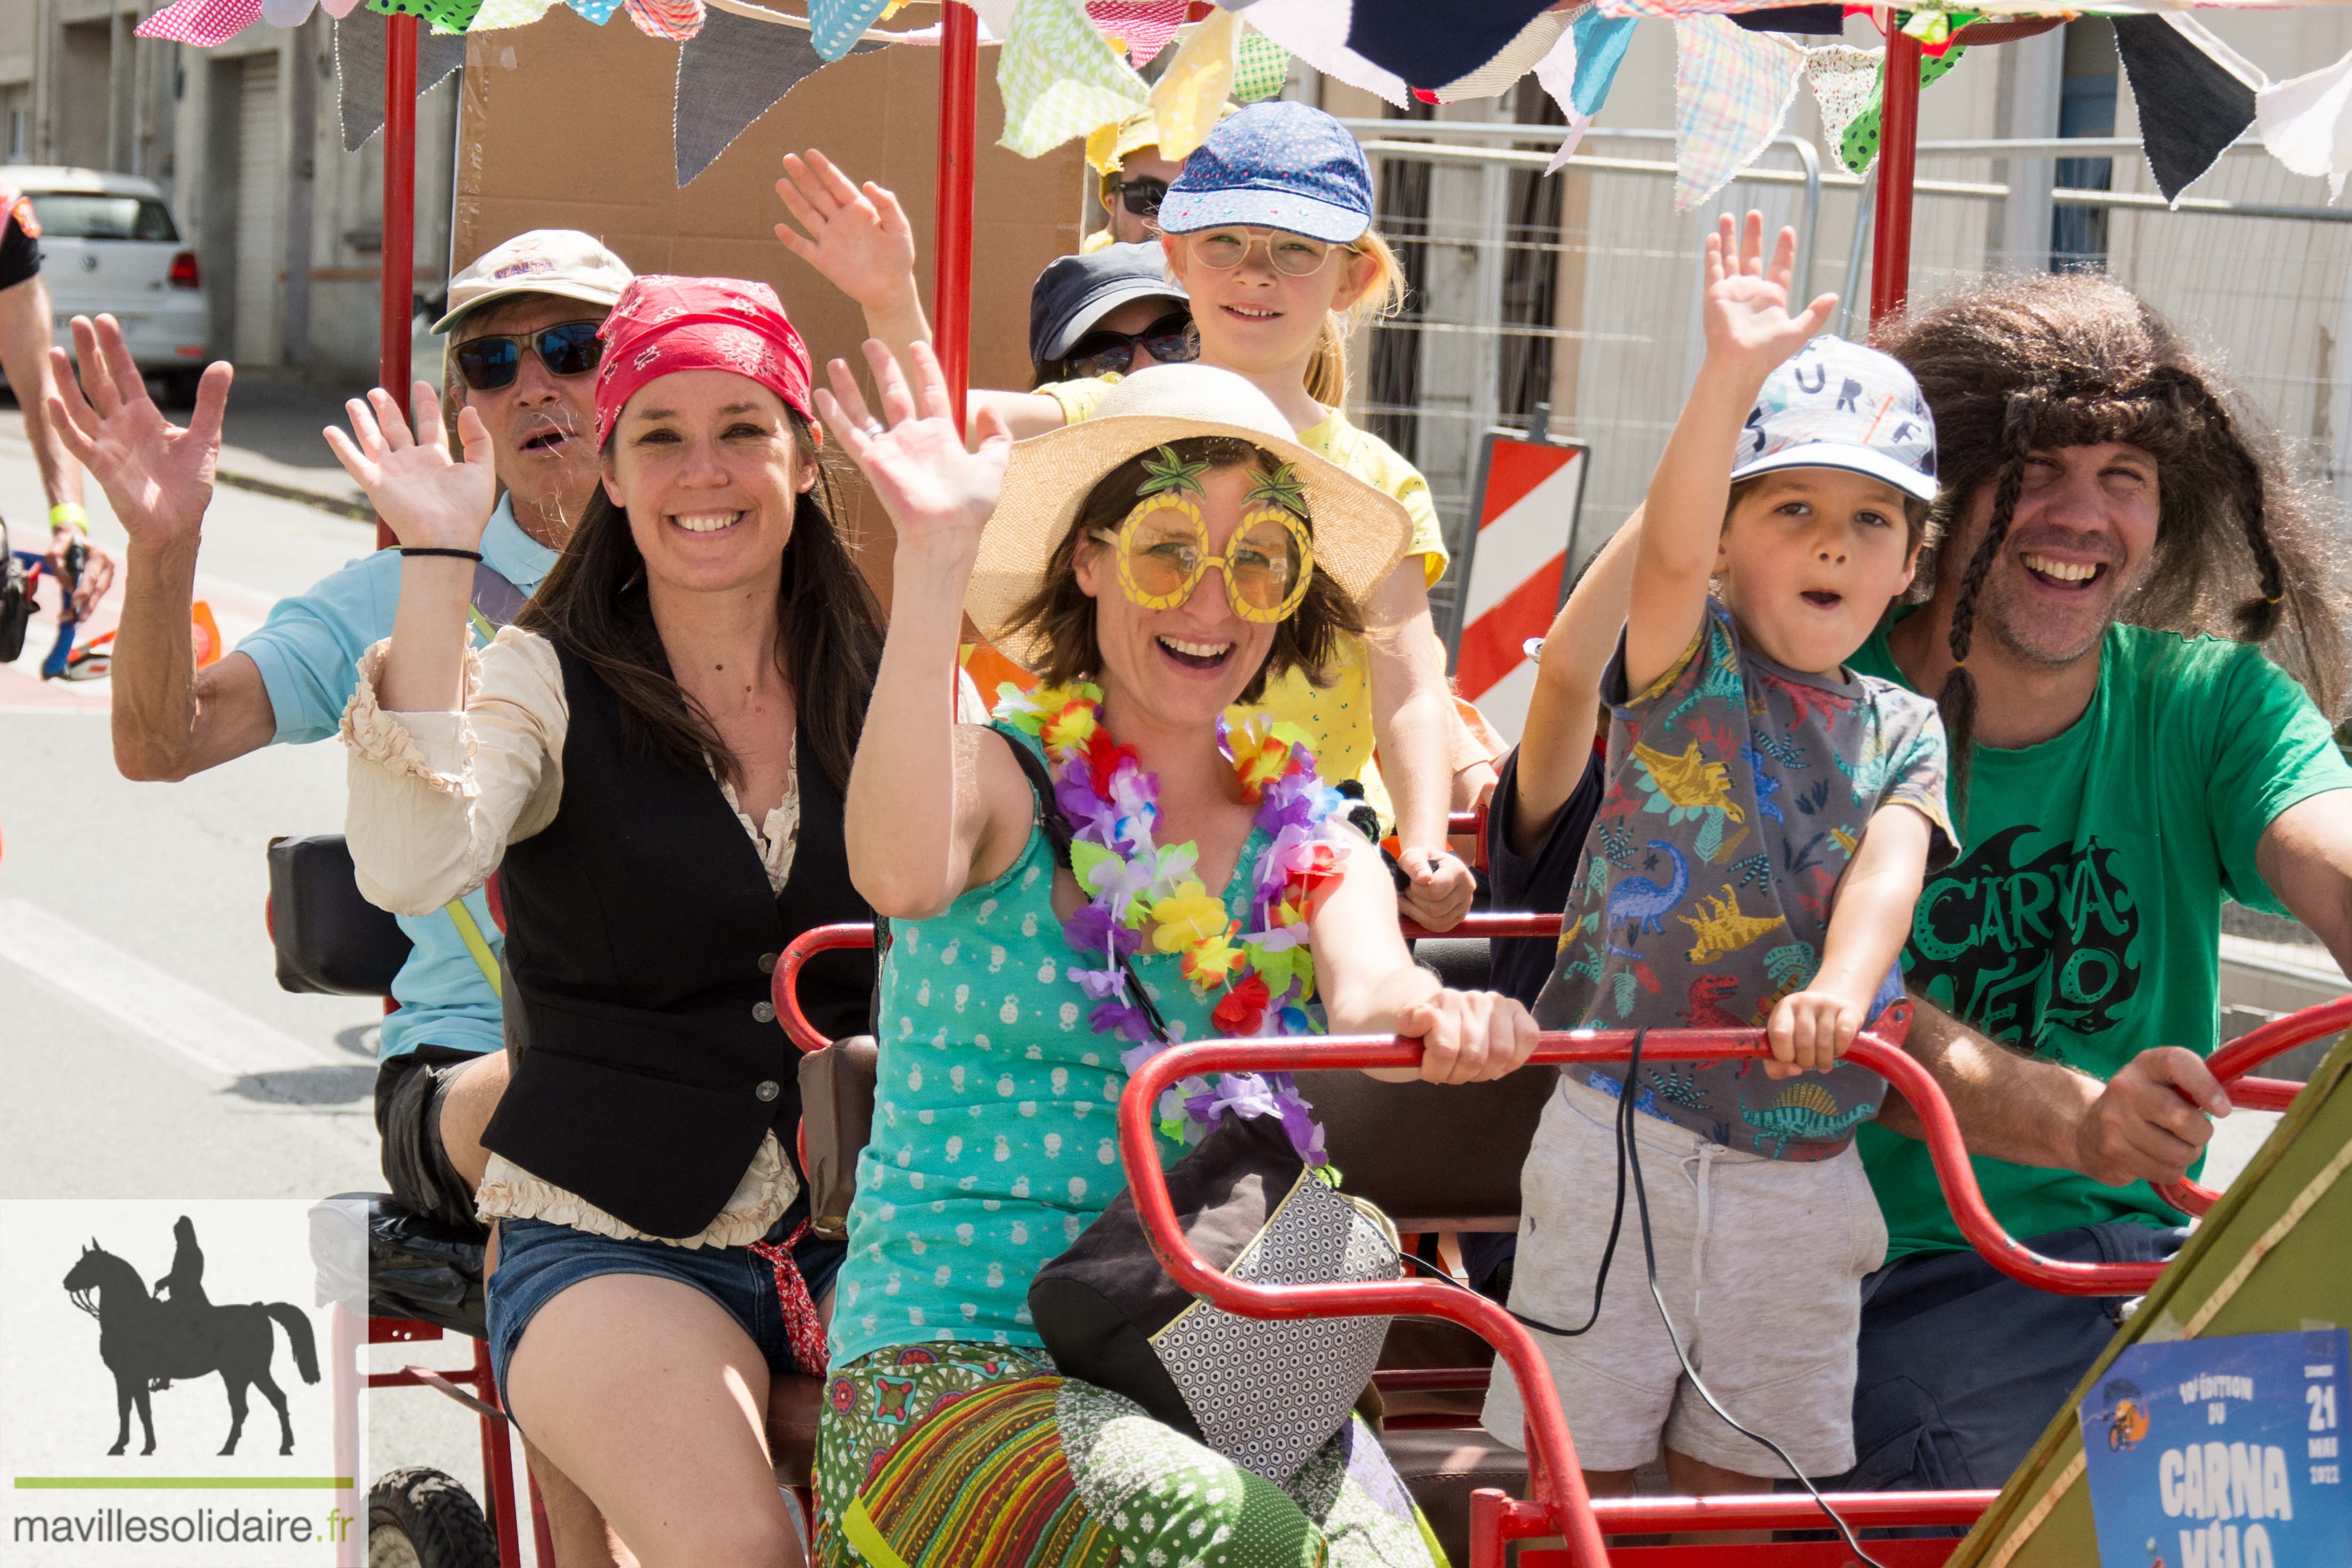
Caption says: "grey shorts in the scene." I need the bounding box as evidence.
[1481,1073,1888,1478]
[373,1045,489,1234]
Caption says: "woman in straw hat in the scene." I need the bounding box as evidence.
[808,340,1535,1567]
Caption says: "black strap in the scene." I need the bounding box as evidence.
[995,727,1173,1044]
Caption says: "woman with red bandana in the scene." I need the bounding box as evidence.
[332,275,882,1565]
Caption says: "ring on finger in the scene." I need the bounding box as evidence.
[863,419,886,439]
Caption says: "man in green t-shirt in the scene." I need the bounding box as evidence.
[1833,273,2352,1493]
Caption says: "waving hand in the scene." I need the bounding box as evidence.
[46,314,231,558]
[323,383,497,553]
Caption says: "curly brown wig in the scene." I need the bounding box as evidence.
[1879,272,2349,805]
[1001,435,1364,704]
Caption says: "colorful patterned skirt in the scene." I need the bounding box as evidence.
[814,1343,1449,1568]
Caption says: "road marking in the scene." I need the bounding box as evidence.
[0,898,343,1080]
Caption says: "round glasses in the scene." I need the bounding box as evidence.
[1059,311,1199,381]
[452,320,605,392]
[1183,227,1341,279]
[1094,494,1314,624]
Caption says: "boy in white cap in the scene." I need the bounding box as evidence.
[83,227,633,1567]
[1480,214,1957,1503]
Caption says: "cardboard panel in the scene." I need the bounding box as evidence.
[454,6,1086,604]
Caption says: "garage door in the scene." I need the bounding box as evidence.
[233,55,280,367]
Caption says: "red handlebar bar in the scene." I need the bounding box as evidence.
[773,923,877,1055]
[1118,1028,2177,1564]
[2154,993,2352,1215]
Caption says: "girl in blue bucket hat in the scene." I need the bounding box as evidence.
[774,105,1496,938]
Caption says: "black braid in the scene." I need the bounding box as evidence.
[2159,373,2282,641]
[1937,392,2038,822]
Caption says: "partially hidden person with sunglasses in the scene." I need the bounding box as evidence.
[332,274,908,1567]
[1028,241,1196,385]
[1080,104,1226,250]
[811,340,1538,1568]
[776,102,1504,934]
[78,229,638,1568]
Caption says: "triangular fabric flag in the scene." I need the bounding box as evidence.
[999,0,1150,160]
[2113,14,2259,204]
[1434,7,1570,104]
[337,11,468,153]
[961,0,1018,38]
[2257,46,2352,203]
[1243,0,1406,108]
[564,0,627,24]
[320,0,366,17]
[1566,7,1636,119]
[810,0,896,60]
[1232,29,1290,104]
[676,6,883,185]
[1804,44,1880,173]
[1343,0,1556,93]
[1530,21,1593,173]
[1838,44,1963,178]
[262,0,320,26]
[470,0,557,27]
[1671,14,1802,211]
[137,0,263,46]
[1149,9,1241,162]
[366,0,483,28]
[627,0,705,41]
[1087,1,1187,68]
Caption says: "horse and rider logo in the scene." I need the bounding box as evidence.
[60,1216,320,1457]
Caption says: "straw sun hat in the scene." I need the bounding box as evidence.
[965,365,1415,666]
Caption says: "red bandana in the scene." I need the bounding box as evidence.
[592,274,814,448]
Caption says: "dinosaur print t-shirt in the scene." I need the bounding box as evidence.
[1532,597,1955,1160]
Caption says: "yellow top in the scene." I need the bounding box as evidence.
[1036,376,1450,811]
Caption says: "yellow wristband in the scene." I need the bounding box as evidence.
[49,502,86,534]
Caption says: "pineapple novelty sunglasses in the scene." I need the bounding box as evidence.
[1089,447,1317,624]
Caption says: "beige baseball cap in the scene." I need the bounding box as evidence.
[432,229,634,336]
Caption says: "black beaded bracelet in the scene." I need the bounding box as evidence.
[397,547,484,562]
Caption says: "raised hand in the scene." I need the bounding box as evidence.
[46,313,232,558]
[323,383,496,553]
[774,150,918,312]
[816,339,1010,557]
[1701,211,1837,383]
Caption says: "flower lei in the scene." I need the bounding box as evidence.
[994,680,1353,1168]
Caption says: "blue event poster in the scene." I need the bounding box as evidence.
[2077,1328,2349,1568]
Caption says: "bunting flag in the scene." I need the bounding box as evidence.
[1243,0,1407,107]
[367,0,485,28]
[676,5,883,184]
[1531,23,1594,173]
[137,0,263,47]
[2115,14,2260,203]
[1562,7,1637,118]
[626,0,705,41]
[1232,30,1291,104]
[1671,13,1802,210]
[1433,6,1571,104]
[998,0,1149,159]
[563,0,627,24]
[2257,47,2352,201]
[1804,43,1880,171]
[1342,0,1559,91]
[1148,8,1241,161]
[262,0,320,25]
[1086,1,1187,67]
[337,11,469,152]
[810,0,896,60]
[319,0,365,14]
[1838,43,1964,176]
[470,0,559,28]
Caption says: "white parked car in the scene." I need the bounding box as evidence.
[4,167,208,405]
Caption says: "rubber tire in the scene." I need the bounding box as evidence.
[368,1466,499,1568]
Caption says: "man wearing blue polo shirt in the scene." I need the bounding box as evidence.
[91,231,635,1566]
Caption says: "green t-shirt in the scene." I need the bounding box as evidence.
[1848,621,2352,1261]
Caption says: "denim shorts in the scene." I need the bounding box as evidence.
[486,1197,845,1400]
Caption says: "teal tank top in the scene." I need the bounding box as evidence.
[827,726,1272,1372]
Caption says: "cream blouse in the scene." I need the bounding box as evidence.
[340,626,979,1250]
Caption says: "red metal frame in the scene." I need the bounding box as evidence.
[2154,992,2352,1214]
[359,1313,548,1567]
[932,3,980,430]
[1870,25,1921,328]
[377,16,418,553]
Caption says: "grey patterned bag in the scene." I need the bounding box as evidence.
[1027,1096,1400,1484]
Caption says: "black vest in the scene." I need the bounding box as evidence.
[482,639,874,1239]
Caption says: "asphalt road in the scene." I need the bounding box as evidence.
[0,429,505,1551]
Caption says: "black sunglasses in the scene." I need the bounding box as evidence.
[1112,176,1170,219]
[452,320,605,392]
[1061,311,1199,381]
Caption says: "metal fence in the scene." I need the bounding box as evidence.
[1344,122,2352,627]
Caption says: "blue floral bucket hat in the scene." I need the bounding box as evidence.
[1154,101,1375,245]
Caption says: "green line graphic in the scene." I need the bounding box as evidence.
[13,1478,353,1490]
